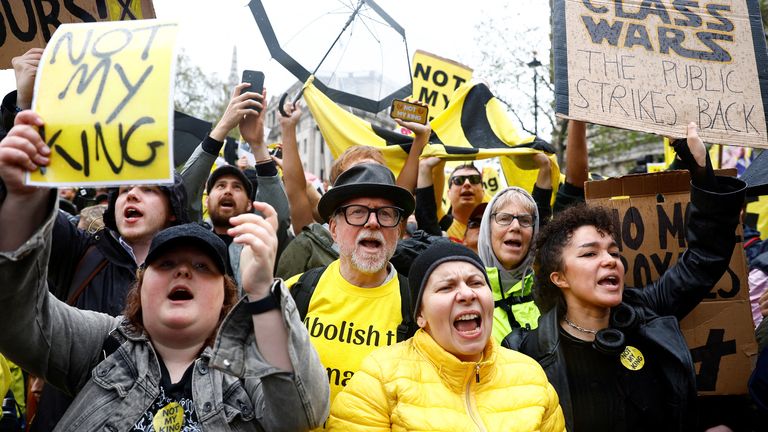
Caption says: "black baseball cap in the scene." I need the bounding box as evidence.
[143,223,228,274]
[206,165,254,201]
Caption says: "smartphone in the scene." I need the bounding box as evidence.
[390,99,428,125]
[241,70,265,113]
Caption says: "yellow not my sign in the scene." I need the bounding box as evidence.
[29,19,178,187]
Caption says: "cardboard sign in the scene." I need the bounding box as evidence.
[411,50,473,120]
[0,0,155,69]
[29,19,178,187]
[554,0,768,148]
[586,171,758,395]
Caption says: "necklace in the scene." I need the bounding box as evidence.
[564,316,599,335]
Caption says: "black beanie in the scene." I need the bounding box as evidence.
[408,242,490,321]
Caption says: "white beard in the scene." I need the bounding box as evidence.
[342,229,395,275]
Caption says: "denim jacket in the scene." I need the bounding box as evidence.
[0,197,330,431]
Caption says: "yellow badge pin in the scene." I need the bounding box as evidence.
[620,345,645,371]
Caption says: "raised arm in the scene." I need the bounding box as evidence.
[639,123,745,319]
[180,83,263,222]
[0,111,49,251]
[414,156,445,236]
[239,91,293,259]
[394,114,431,193]
[0,112,117,394]
[213,202,330,430]
[554,120,588,214]
[279,103,316,233]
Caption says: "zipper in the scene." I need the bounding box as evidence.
[465,362,487,432]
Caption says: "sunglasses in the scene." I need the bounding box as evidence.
[449,174,482,187]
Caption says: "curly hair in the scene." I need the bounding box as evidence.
[533,203,617,313]
[123,268,240,349]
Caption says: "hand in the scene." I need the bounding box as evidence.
[210,83,263,141]
[240,88,267,146]
[685,122,706,168]
[229,202,278,297]
[394,118,431,140]
[419,156,443,172]
[0,111,49,196]
[236,154,250,171]
[278,102,302,130]
[12,48,43,110]
[514,151,549,170]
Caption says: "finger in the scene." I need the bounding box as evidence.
[231,82,250,98]
[2,134,49,166]
[251,201,278,230]
[13,110,43,128]
[0,145,40,172]
[7,125,49,158]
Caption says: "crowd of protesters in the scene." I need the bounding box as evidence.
[0,43,767,432]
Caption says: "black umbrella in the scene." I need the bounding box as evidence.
[250,0,412,114]
[173,110,211,168]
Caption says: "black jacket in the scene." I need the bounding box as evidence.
[504,176,745,432]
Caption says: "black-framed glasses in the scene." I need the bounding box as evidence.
[491,212,534,227]
[336,204,404,227]
[449,174,482,187]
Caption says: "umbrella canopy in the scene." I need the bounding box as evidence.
[250,0,412,113]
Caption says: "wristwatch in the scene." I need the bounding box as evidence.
[243,284,281,315]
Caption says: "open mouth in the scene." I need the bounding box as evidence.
[454,312,482,335]
[219,198,235,209]
[598,275,620,288]
[124,207,143,221]
[168,286,194,301]
[504,239,522,248]
[358,238,382,249]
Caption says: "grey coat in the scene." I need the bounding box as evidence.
[0,199,330,431]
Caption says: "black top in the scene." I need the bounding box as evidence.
[560,328,667,432]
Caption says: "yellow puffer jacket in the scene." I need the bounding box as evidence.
[327,329,565,432]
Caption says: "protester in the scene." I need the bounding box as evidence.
[327,242,564,431]
[180,84,293,280]
[477,187,542,343]
[504,123,745,432]
[0,110,191,430]
[0,169,330,431]
[462,202,486,253]
[276,100,430,280]
[284,162,417,414]
[443,163,485,242]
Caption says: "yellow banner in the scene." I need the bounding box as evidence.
[411,50,473,120]
[30,19,178,187]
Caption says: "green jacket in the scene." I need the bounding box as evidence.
[487,267,540,344]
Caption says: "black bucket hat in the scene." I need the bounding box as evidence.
[408,242,490,320]
[142,223,228,274]
[317,163,415,222]
[206,165,255,201]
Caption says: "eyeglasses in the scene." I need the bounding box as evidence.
[449,174,482,187]
[336,204,404,228]
[491,212,534,227]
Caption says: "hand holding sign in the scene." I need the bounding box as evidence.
[0,111,49,196]
[30,19,178,187]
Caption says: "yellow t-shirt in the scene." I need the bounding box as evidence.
[286,260,402,427]
[446,218,467,243]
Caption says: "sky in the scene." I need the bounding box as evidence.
[0,0,550,121]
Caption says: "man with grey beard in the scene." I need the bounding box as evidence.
[284,163,417,413]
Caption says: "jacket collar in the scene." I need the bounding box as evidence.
[412,329,497,392]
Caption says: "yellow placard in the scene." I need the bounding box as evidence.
[411,50,473,119]
[29,19,178,187]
